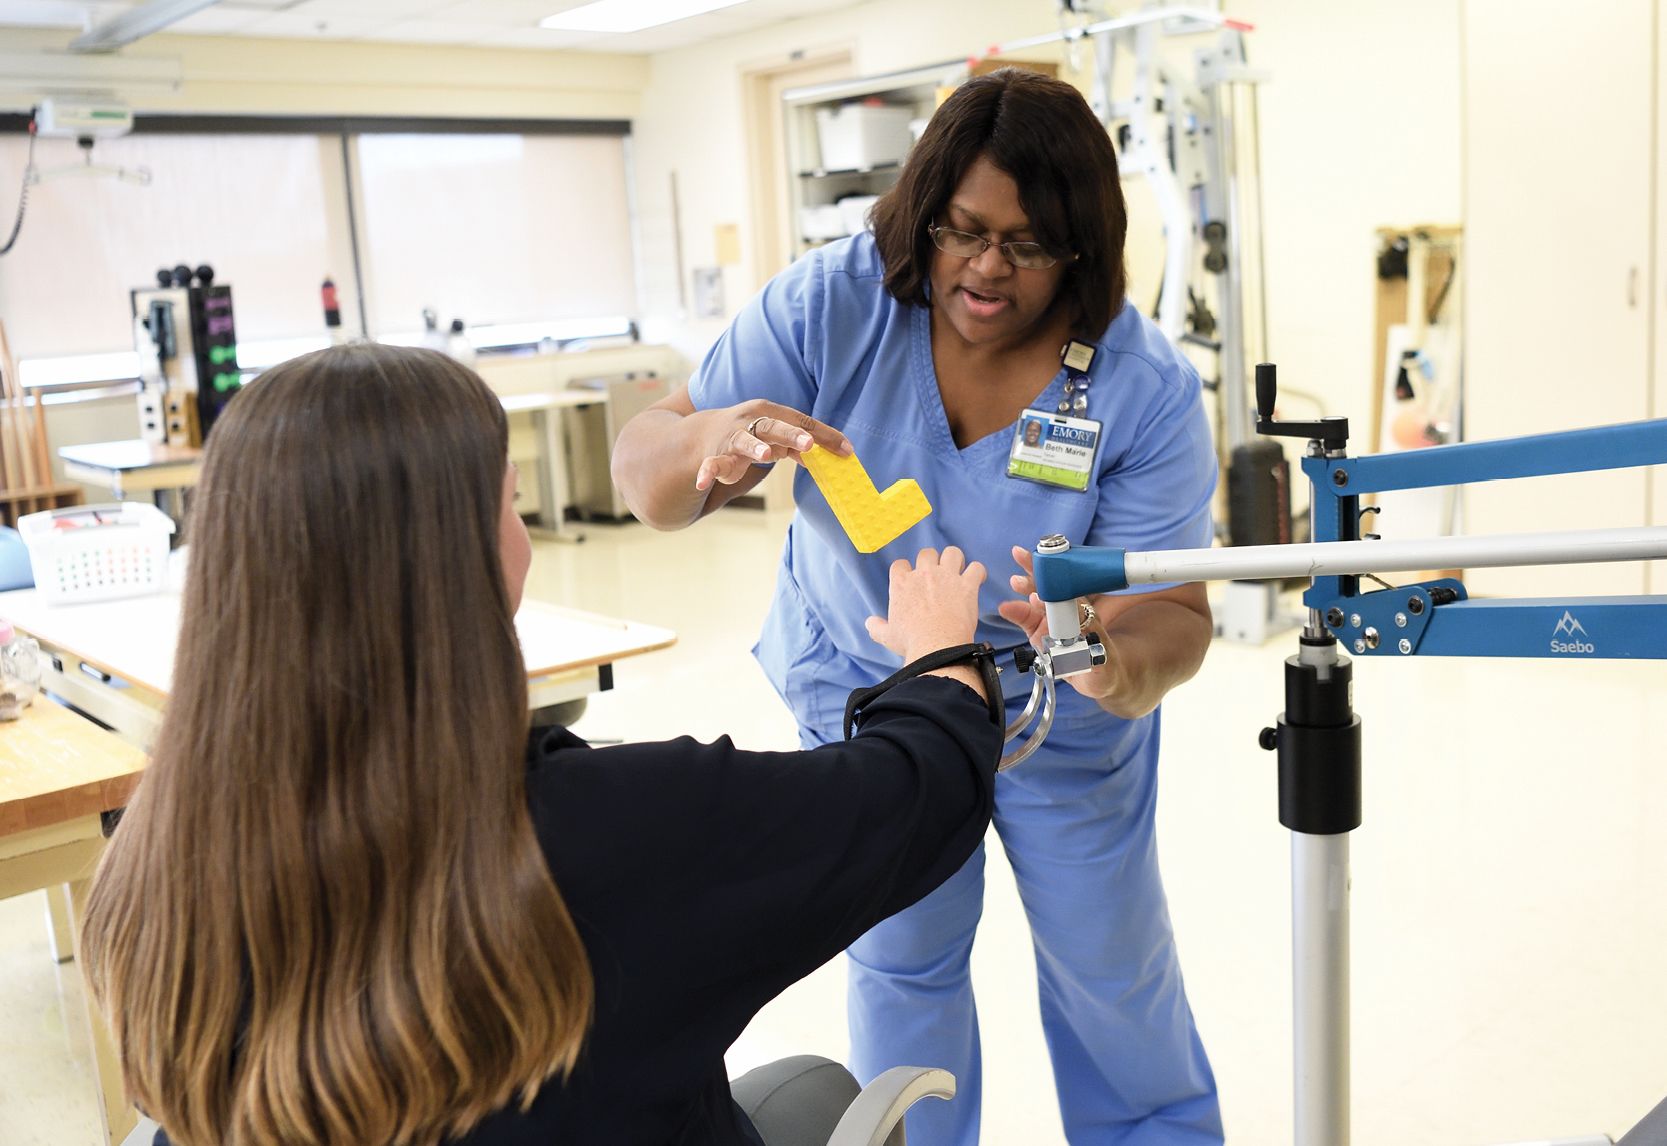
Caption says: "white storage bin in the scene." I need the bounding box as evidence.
[815,103,915,171]
[19,502,177,605]
[799,204,849,241]
[837,194,882,236]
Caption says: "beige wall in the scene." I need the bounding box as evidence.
[1227,0,1462,422]
[0,27,648,119]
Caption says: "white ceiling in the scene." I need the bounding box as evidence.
[0,0,869,53]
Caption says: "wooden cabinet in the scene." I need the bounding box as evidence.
[1462,0,1655,596]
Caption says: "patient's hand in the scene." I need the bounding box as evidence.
[865,547,986,663]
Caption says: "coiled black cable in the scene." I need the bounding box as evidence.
[0,113,39,258]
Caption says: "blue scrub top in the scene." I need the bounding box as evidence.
[688,233,1216,738]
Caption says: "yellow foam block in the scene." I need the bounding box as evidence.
[799,445,932,554]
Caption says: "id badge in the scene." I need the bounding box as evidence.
[1007,408,1102,492]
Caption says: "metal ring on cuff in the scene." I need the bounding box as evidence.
[1000,658,1056,771]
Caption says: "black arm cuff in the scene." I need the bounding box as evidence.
[843,642,1004,742]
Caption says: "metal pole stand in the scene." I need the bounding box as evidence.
[1261,623,1361,1146]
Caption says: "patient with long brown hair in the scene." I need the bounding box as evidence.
[78,343,1002,1146]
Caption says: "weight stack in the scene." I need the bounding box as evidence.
[1227,439,1292,548]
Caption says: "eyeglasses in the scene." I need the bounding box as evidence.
[927,225,1072,270]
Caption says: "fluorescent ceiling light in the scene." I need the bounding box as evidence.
[70,0,223,53]
[540,0,749,35]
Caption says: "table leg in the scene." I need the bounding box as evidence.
[162,488,190,537]
[536,407,584,544]
[68,878,138,1146]
[45,882,74,963]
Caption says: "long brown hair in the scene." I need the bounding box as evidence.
[81,344,592,1145]
[870,67,1128,338]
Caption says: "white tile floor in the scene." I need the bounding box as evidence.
[3,507,1665,1145]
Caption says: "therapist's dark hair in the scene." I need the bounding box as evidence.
[870,67,1127,339]
[80,344,593,1146]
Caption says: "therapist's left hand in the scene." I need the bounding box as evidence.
[1001,545,1215,718]
[999,545,1124,703]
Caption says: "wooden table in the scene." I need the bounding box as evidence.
[58,440,204,509]
[1,696,148,1145]
[59,439,202,530]
[499,389,606,543]
[0,587,675,753]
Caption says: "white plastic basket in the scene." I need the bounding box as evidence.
[18,503,177,605]
[814,103,914,171]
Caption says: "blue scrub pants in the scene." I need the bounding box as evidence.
[807,709,1221,1145]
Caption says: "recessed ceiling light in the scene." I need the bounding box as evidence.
[540,0,750,35]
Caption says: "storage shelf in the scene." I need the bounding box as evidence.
[784,64,965,261]
[0,483,85,529]
[797,162,902,179]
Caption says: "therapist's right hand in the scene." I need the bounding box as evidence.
[866,547,986,664]
[693,401,852,492]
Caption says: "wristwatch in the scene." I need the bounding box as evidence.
[843,642,1005,744]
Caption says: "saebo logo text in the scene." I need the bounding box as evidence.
[1550,611,1594,655]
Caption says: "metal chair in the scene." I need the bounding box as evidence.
[118,1063,955,1146]
[731,1057,954,1146]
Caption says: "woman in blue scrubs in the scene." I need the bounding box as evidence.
[614,68,1221,1145]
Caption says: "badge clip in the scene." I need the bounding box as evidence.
[1060,340,1097,375]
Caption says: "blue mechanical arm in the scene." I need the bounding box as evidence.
[1001,362,1667,761]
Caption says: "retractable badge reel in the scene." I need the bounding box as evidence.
[1058,339,1097,415]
